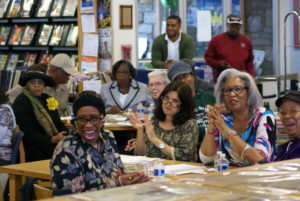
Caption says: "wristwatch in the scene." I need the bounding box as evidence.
[158,142,165,149]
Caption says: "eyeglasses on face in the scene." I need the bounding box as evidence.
[116,70,130,75]
[222,86,248,96]
[29,79,45,86]
[162,95,181,107]
[149,82,163,88]
[279,108,300,117]
[75,116,103,125]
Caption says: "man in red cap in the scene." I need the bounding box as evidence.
[205,14,254,83]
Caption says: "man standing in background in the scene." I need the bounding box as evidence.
[151,15,195,69]
[205,14,254,83]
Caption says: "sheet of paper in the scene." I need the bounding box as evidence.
[83,80,101,94]
[197,10,212,42]
[81,14,96,33]
[165,164,206,176]
[81,56,97,72]
[81,0,94,14]
[82,33,98,57]
[120,155,158,164]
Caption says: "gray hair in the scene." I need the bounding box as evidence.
[148,70,170,84]
[215,69,262,110]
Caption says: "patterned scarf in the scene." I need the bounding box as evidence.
[22,88,58,136]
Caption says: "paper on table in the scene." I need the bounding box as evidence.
[120,155,157,164]
[165,164,206,176]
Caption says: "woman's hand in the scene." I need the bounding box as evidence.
[124,138,136,151]
[107,105,121,114]
[129,112,143,130]
[51,131,67,143]
[206,104,229,134]
[143,114,157,143]
[118,172,150,186]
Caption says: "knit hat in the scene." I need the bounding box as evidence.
[167,61,193,82]
[73,92,106,116]
[275,90,300,107]
[19,65,55,87]
[50,53,77,75]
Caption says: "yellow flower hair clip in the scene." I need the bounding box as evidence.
[46,97,59,111]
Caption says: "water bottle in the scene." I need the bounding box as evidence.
[137,103,144,119]
[217,153,229,171]
[214,151,222,171]
[153,159,165,181]
[147,103,155,120]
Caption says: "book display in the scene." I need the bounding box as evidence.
[0,0,78,92]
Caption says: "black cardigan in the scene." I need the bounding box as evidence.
[12,93,67,162]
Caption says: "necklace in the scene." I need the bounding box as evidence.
[118,85,129,94]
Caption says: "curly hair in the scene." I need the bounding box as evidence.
[154,80,195,126]
[112,60,136,79]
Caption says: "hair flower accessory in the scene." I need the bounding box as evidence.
[47,97,59,111]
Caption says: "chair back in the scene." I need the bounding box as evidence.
[33,182,52,200]
[10,130,25,164]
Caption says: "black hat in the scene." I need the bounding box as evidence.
[73,92,106,116]
[275,90,300,107]
[19,65,56,87]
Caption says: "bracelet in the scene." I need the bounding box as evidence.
[205,128,215,135]
[118,176,123,186]
[223,130,237,140]
[240,144,251,160]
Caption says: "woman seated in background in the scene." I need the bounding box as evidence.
[0,86,16,165]
[50,91,149,195]
[129,81,199,162]
[200,69,277,166]
[275,90,300,161]
[12,65,67,162]
[100,60,153,114]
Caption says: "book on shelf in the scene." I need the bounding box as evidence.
[50,0,65,17]
[62,0,77,17]
[23,53,37,67]
[59,24,70,46]
[65,24,78,46]
[8,25,25,46]
[0,54,8,70]
[39,53,52,66]
[15,53,26,68]
[0,26,11,46]
[6,53,19,70]
[38,24,53,46]
[20,25,37,45]
[49,24,64,46]
[19,0,35,17]
[36,0,53,17]
[7,0,21,18]
[0,0,10,18]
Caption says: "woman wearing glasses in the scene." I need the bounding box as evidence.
[274,91,300,161]
[100,60,153,114]
[200,69,277,166]
[12,65,67,162]
[129,81,198,162]
[50,91,149,195]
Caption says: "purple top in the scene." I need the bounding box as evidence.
[275,138,300,161]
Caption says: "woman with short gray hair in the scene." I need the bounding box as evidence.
[200,69,277,166]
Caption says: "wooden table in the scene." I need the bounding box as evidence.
[0,158,202,201]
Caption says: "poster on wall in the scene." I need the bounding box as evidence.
[99,28,112,72]
[97,0,111,28]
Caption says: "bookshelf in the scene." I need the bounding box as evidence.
[0,0,78,91]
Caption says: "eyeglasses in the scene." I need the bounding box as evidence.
[29,79,44,86]
[116,70,130,75]
[149,82,163,88]
[222,86,248,96]
[162,95,181,107]
[75,116,103,125]
[175,73,191,80]
[279,109,300,117]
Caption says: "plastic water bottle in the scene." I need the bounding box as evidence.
[214,151,222,171]
[137,103,144,119]
[147,103,155,119]
[153,159,165,181]
[217,153,229,171]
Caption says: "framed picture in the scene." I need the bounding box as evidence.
[119,5,132,29]
[294,0,300,48]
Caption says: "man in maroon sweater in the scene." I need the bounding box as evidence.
[205,14,254,83]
